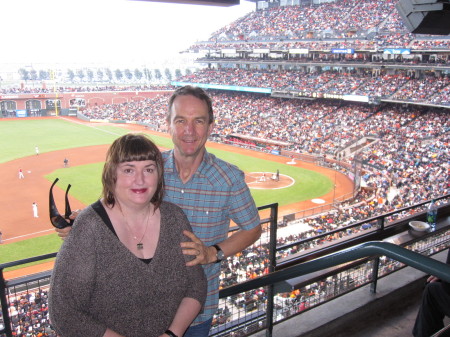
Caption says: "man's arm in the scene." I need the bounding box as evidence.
[182,225,262,266]
[215,225,262,258]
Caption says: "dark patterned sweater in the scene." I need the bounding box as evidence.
[49,201,206,337]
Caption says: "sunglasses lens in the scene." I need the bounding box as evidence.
[51,215,70,229]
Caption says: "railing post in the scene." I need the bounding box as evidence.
[265,203,278,337]
[370,216,385,293]
[377,216,385,231]
[0,268,13,337]
[370,257,380,294]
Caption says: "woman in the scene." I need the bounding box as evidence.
[49,133,207,337]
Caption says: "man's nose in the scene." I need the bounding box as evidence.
[183,121,195,134]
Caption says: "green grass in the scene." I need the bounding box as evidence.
[46,163,105,205]
[0,118,333,264]
[0,119,128,163]
[0,234,63,271]
[45,145,332,208]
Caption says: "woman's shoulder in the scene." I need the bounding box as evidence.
[77,202,98,219]
[159,201,192,233]
[160,200,184,215]
[72,202,102,229]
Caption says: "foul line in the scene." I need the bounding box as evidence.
[59,117,124,136]
[3,229,55,242]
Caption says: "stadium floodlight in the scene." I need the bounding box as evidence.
[395,0,450,35]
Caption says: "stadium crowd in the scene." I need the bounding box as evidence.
[3,289,55,337]
[176,68,450,106]
[189,0,449,52]
[0,84,173,96]
[76,89,449,241]
[195,0,404,43]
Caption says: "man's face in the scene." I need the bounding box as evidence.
[167,95,214,160]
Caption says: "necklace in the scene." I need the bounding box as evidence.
[118,203,151,250]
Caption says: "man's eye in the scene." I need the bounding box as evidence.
[123,168,133,174]
[146,168,154,173]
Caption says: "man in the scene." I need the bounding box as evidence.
[32,202,39,218]
[412,249,450,337]
[56,85,262,337]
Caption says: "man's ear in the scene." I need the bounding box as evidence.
[208,121,215,136]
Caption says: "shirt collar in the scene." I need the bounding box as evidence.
[164,149,212,177]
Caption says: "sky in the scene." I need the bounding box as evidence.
[1,0,254,71]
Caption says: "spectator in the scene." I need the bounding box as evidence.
[412,249,450,337]
[49,133,207,337]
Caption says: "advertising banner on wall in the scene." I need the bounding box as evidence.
[331,48,354,54]
[383,48,411,54]
[16,110,27,117]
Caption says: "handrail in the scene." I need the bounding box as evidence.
[277,194,450,267]
[0,252,57,270]
[220,241,450,298]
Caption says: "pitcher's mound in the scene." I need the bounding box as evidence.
[245,172,295,190]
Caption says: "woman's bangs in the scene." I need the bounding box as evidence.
[120,142,157,163]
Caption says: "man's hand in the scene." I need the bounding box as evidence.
[55,226,72,240]
[427,275,440,283]
[55,209,80,240]
[181,230,217,266]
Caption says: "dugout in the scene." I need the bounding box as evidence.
[225,133,291,154]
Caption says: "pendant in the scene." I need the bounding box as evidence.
[137,243,143,250]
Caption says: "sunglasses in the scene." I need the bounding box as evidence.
[49,178,74,229]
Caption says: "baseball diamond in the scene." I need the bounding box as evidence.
[0,117,353,279]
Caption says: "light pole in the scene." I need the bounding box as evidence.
[51,70,59,116]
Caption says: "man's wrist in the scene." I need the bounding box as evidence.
[212,244,225,263]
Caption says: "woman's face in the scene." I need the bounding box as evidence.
[114,160,158,208]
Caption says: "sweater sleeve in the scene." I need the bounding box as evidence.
[49,207,107,337]
[175,205,207,306]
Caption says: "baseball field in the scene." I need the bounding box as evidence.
[0,117,353,278]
